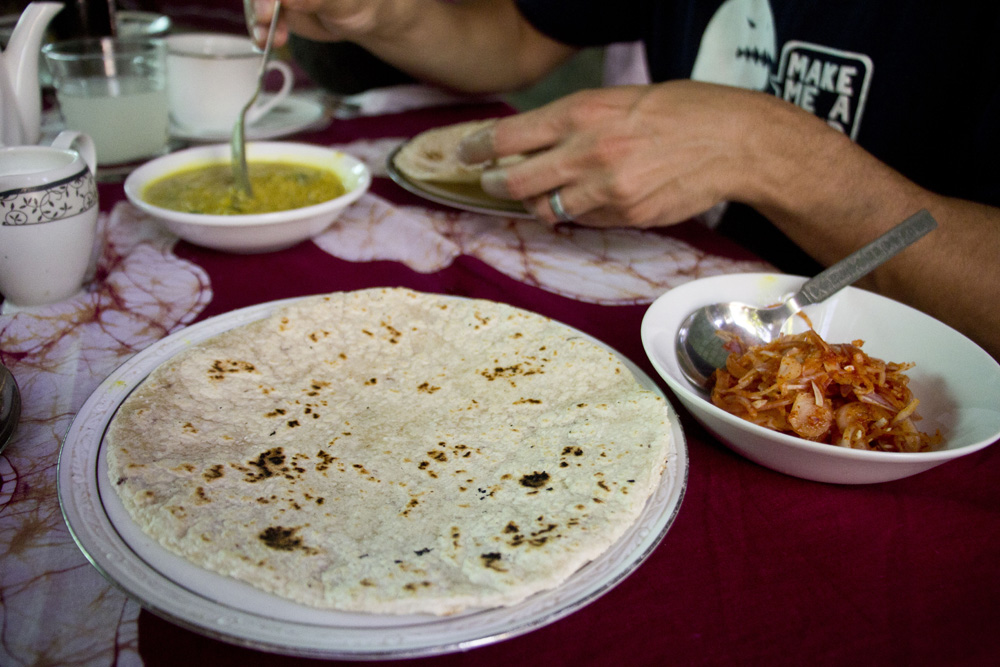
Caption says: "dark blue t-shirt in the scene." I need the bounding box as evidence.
[516,0,1000,270]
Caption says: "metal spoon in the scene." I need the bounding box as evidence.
[0,362,21,454]
[231,0,282,197]
[675,209,938,390]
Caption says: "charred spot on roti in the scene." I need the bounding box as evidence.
[479,361,544,382]
[315,450,334,471]
[401,497,421,517]
[208,359,256,380]
[305,380,330,396]
[519,471,549,488]
[259,525,316,554]
[353,463,380,483]
[559,446,585,468]
[481,552,506,571]
[380,321,403,343]
[203,464,224,481]
[244,447,287,482]
[403,581,433,592]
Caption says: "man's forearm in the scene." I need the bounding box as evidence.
[279,0,576,92]
[739,94,1000,358]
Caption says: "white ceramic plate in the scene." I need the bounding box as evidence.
[58,296,687,658]
[170,94,328,142]
[386,144,533,218]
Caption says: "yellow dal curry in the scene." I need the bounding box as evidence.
[143,161,346,215]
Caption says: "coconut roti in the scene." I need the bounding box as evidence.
[107,288,672,615]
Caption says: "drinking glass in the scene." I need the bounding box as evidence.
[43,37,169,167]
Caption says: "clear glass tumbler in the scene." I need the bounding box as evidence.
[43,37,169,167]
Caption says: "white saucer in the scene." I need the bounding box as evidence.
[170,94,329,142]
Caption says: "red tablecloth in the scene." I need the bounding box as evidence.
[2,91,998,667]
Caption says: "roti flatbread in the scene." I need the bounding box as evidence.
[107,288,672,615]
[393,119,522,183]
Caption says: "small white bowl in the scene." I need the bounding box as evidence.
[124,142,371,253]
[641,273,1000,484]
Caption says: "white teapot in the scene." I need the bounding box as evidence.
[0,2,64,146]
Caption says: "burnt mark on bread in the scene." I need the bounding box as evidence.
[207,359,256,380]
[259,525,317,554]
[519,471,549,488]
[380,321,403,343]
[480,552,507,572]
[203,464,224,481]
[479,362,544,382]
[243,447,287,482]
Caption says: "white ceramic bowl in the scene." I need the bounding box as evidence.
[124,142,371,253]
[641,273,1000,484]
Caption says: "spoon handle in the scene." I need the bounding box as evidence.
[231,0,282,197]
[795,209,937,307]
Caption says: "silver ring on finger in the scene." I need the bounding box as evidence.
[548,189,573,222]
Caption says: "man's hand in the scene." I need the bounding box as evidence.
[251,0,381,47]
[460,81,770,227]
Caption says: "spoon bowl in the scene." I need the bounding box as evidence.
[676,209,938,389]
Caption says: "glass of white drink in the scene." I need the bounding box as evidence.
[43,37,169,168]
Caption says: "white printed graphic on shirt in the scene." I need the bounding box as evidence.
[769,41,873,139]
[690,1,873,140]
[691,0,776,90]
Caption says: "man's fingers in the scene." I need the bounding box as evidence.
[457,126,496,165]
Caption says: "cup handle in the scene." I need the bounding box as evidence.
[50,130,98,175]
[246,60,294,124]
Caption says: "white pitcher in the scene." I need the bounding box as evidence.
[0,2,64,146]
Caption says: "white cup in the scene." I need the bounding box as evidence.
[166,33,294,135]
[0,131,99,307]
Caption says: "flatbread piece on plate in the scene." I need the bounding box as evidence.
[107,288,672,615]
[393,119,523,183]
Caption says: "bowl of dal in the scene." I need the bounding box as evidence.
[124,142,371,253]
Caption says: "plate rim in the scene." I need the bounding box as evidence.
[57,292,688,659]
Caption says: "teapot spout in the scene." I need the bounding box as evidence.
[0,2,64,146]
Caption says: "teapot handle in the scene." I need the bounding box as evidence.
[50,130,98,175]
